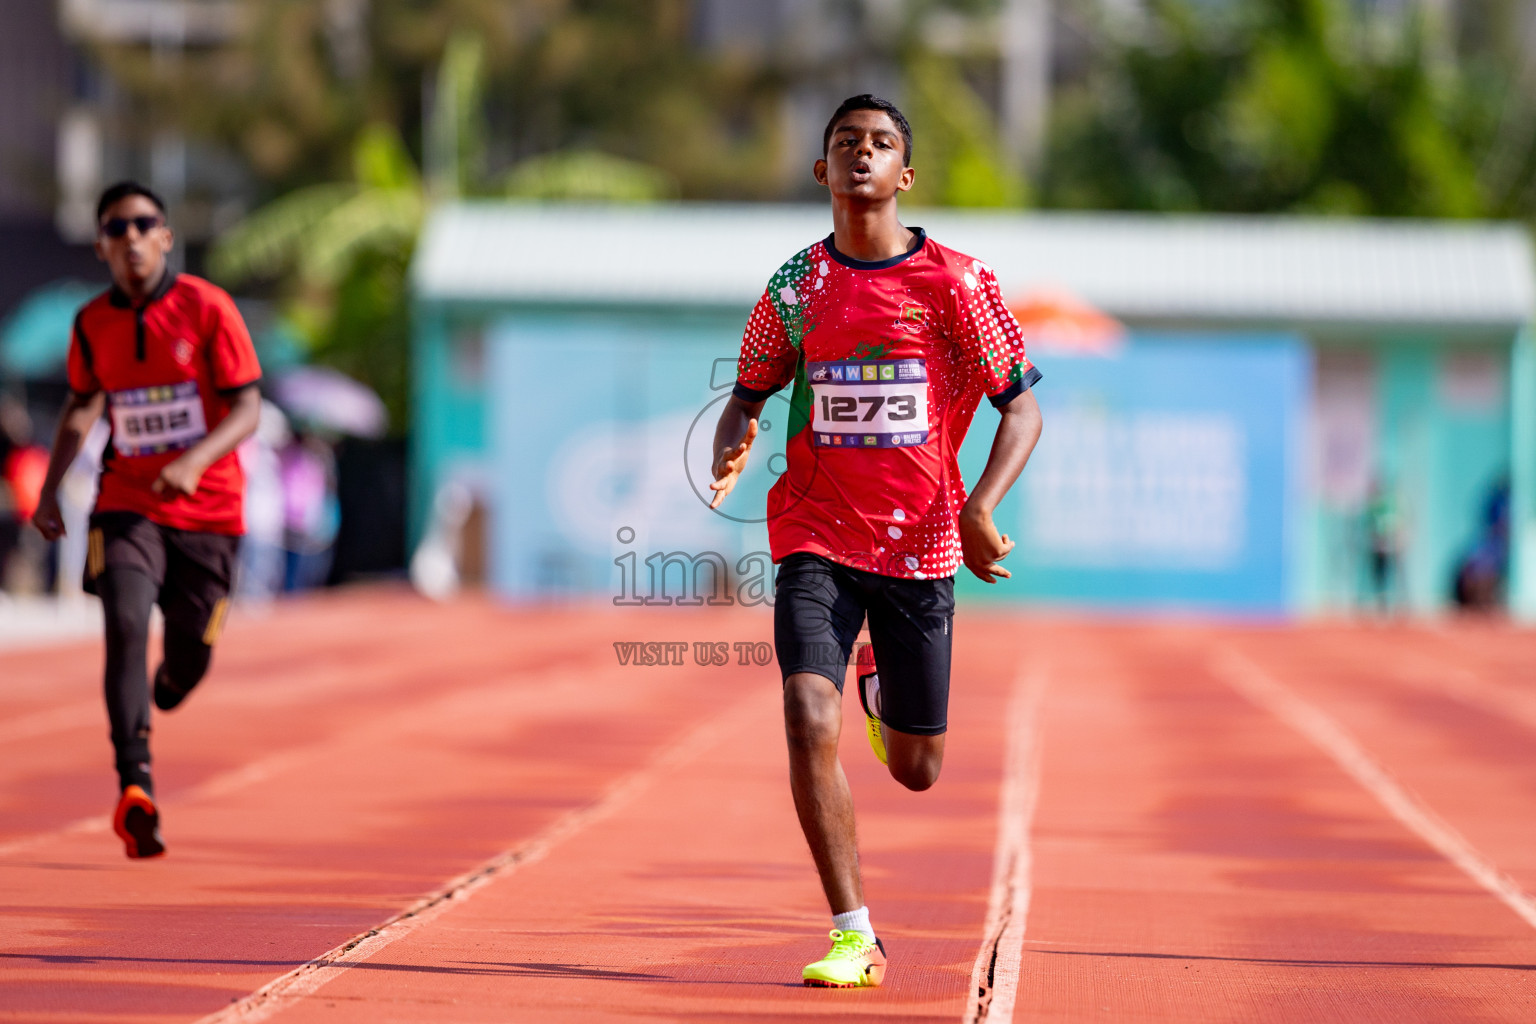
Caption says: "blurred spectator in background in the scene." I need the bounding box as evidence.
[265,366,386,592]
[1,395,53,593]
[1363,480,1404,614]
[1,396,26,583]
[236,399,292,601]
[1454,477,1510,612]
[279,431,339,592]
[52,418,109,599]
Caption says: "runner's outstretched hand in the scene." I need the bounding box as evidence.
[959,504,1015,584]
[31,492,65,541]
[709,418,759,509]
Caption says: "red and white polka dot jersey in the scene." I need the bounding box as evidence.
[733,230,1040,580]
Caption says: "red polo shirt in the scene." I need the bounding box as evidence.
[67,272,261,535]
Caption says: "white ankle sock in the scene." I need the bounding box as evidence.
[833,906,874,940]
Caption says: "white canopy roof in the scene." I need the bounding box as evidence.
[414,202,1536,329]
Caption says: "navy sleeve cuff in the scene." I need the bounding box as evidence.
[988,366,1042,409]
[217,376,263,398]
[733,381,781,402]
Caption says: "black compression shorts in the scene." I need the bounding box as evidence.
[83,511,239,645]
[773,552,954,736]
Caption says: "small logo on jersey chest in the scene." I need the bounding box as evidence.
[173,338,195,365]
[894,302,927,333]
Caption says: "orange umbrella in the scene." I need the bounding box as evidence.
[1008,288,1125,355]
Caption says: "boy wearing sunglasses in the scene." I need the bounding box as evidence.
[32,182,262,858]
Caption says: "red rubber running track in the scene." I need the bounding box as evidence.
[3,590,1536,1022]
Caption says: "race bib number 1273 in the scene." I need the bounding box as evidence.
[109,381,208,457]
[807,358,929,449]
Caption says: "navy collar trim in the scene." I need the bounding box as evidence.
[823,228,927,270]
[109,270,178,310]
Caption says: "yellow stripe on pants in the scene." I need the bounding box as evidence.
[87,529,104,579]
[202,597,230,646]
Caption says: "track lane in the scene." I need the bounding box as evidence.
[1213,625,1536,921]
[186,610,1031,1022]
[1014,622,1536,1023]
[0,591,619,844]
[9,602,1536,1022]
[0,595,791,1023]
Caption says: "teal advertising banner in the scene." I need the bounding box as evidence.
[487,313,778,604]
[487,318,1307,614]
[969,333,1308,613]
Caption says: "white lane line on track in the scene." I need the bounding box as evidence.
[195,686,774,1024]
[965,666,1048,1024]
[1213,648,1536,933]
[0,666,619,859]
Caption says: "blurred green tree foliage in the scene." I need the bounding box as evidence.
[96,0,1021,432]
[92,0,1536,433]
[1044,0,1536,217]
[92,0,780,200]
[209,123,423,430]
[96,1,787,431]
[903,51,1026,208]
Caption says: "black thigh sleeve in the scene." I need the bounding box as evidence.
[772,553,867,690]
[865,575,954,735]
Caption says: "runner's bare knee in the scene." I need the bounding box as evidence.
[886,732,944,791]
[784,672,843,752]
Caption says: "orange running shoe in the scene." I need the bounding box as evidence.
[113,785,165,859]
[802,929,887,987]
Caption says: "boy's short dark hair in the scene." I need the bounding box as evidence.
[96,181,167,223]
[822,94,913,166]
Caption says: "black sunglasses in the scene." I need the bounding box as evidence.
[100,215,164,238]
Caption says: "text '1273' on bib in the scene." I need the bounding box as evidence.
[808,358,929,449]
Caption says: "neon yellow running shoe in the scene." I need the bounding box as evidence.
[802,929,887,988]
[855,644,887,766]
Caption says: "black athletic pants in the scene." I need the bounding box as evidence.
[98,570,217,792]
[87,513,237,793]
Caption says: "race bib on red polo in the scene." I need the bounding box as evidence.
[808,358,929,449]
[109,381,208,457]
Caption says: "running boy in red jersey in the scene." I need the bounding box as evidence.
[710,96,1043,987]
[32,182,262,858]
